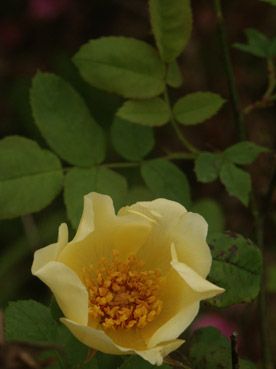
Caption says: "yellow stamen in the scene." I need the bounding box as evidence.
[83,250,163,330]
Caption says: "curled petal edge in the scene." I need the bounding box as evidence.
[171,244,225,300]
[61,318,184,366]
[33,261,88,325]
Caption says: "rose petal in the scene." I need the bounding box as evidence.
[135,339,184,366]
[58,216,151,276]
[33,261,88,325]
[171,212,211,277]
[121,199,211,277]
[141,269,199,347]
[60,318,127,355]
[31,223,68,273]
[73,193,116,243]
[171,244,224,299]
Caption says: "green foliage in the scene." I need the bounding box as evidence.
[149,0,192,62]
[31,72,106,167]
[196,141,266,205]
[234,28,276,58]
[173,92,225,125]
[219,163,251,206]
[141,159,191,206]
[64,167,127,228]
[111,118,155,161]
[194,152,223,183]
[261,0,276,5]
[119,356,171,369]
[267,265,276,293]
[207,232,262,307]
[126,186,154,204]
[191,199,225,235]
[223,141,267,164]
[5,300,98,369]
[73,37,166,99]
[5,300,58,342]
[188,327,256,369]
[0,136,63,219]
[166,60,183,88]
[96,352,123,369]
[116,98,170,127]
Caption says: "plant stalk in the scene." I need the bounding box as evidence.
[102,152,196,169]
[251,168,275,369]
[213,0,246,141]
[231,332,239,369]
[163,87,199,154]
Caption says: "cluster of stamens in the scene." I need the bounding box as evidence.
[83,251,163,330]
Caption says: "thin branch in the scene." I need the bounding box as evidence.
[251,167,276,369]
[163,87,199,154]
[213,0,246,141]
[243,59,276,115]
[264,59,276,98]
[100,152,196,169]
[231,332,239,369]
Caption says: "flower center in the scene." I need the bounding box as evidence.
[83,251,163,330]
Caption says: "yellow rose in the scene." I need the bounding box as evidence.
[32,193,224,365]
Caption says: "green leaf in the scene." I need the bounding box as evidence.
[207,232,262,307]
[64,167,127,228]
[5,300,58,342]
[119,356,171,369]
[73,37,166,99]
[149,0,192,62]
[267,264,276,293]
[223,141,267,165]
[0,136,63,219]
[219,163,251,206]
[126,186,154,205]
[111,117,155,161]
[166,60,183,88]
[234,28,272,58]
[268,37,276,57]
[189,327,256,369]
[261,0,276,5]
[173,92,225,125]
[116,98,170,127]
[5,300,98,369]
[141,159,191,206]
[31,72,106,167]
[194,152,223,183]
[96,352,123,369]
[191,199,225,235]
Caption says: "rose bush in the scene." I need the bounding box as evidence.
[31,192,224,365]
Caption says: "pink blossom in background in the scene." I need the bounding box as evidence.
[191,313,238,340]
[28,0,70,20]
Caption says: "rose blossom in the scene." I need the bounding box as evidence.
[32,193,224,365]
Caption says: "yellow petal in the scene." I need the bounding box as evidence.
[141,269,199,347]
[31,223,68,273]
[58,212,151,277]
[135,339,184,366]
[171,244,224,299]
[121,199,211,277]
[106,328,146,351]
[171,212,211,277]
[33,261,88,325]
[61,316,184,366]
[120,198,187,219]
[60,318,127,355]
[73,193,116,243]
